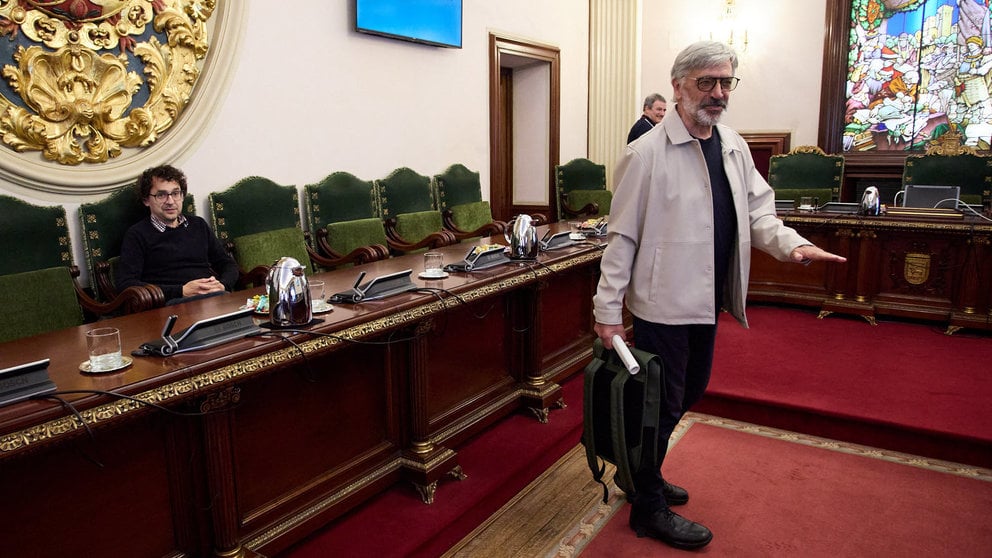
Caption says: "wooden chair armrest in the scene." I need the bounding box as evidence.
[71,266,165,316]
[383,218,458,254]
[529,213,550,226]
[312,228,390,267]
[307,240,388,270]
[94,260,119,300]
[441,209,507,240]
[236,265,270,291]
[559,198,599,218]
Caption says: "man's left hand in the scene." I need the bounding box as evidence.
[790,245,847,265]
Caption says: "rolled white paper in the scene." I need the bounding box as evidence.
[612,334,640,375]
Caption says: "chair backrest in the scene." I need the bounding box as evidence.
[434,163,499,234]
[767,145,843,203]
[209,176,301,241]
[376,167,437,220]
[304,171,381,231]
[0,194,74,275]
[79,185,195,299]
[555,158,610,220]
[903,133,991,206]
[0,195,85,341]
[434,163,483,210]
[209,176,313,274]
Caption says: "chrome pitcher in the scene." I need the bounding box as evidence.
[504,214,538,260]
[860,186,881,216]
[266,257,312,326]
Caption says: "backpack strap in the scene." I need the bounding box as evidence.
[609,367,636,498]
[582,350,610,504]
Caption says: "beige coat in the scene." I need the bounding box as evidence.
[593,109,808,327]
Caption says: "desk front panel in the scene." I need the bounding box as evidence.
[0,224,606,557]
[749,213,992,330]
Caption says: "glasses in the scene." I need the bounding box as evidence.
[149,190,184,202]
[688,76,740,92]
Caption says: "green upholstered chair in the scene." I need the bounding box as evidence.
[208,176,340,288]
[555,158,611,220]
[0,195,163,344]
[80,185,195,300]
[303,172,390,266]
[433,163,506,241]
[903,131,991,208]
[767,145,843,205]
[375,167,457,254]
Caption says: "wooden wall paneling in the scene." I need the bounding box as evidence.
[741,132,791,180]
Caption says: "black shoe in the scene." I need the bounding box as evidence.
[662,480,689,506]
[629,507,713,550]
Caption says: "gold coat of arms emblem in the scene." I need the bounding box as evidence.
[0,0,214,166]
[903,252,931,285]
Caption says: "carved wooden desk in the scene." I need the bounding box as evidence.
[0,225,603,558]
[749,211,992,333]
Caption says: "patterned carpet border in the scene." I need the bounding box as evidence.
[546,412,992,556]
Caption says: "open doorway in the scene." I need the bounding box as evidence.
[488,34,560,222]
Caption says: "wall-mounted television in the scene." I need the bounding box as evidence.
[355,0,462,49]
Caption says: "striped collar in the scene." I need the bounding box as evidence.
[150,213,188,232]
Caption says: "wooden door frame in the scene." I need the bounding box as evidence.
[488,33,560,221]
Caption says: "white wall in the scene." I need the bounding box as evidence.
[0,0,590,285]
[640,0,827,146]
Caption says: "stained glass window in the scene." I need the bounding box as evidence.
[844,0,992,152]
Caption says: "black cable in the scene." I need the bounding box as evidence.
[248,331,316,382]
[40,394,105,468]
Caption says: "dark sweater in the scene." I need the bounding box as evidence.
[627,115,655,144]
[116,216,239,301]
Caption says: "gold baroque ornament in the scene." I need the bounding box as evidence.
[0,0,214,165]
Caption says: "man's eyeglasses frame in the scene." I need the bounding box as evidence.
[688,76,740,92]
[149,190,184,202]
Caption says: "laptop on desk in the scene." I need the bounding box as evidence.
[902,184,961,209]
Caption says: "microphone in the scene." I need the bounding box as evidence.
[161,314,179,355]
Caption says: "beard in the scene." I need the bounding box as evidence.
[693,99,727,127]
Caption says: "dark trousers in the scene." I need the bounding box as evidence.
[629,316,718,513]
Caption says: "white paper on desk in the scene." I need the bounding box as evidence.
[612,335,640,375]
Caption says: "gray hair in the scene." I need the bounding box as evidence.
[643,93,666,109]
[670,41,739,80]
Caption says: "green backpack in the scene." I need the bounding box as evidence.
[581,338,664,503]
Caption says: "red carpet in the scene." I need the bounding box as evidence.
[282,305,990,557]
[577,416,992,557]
[280,374,585,558]
[699,305,992,466]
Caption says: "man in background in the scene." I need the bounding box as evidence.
[627,93,667,143]
[593,41,846,550]
[117,165,239,304]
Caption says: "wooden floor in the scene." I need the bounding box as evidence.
[441,444,613,557]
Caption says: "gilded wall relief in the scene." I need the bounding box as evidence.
[0,0,212,165]
[0,1,244,194]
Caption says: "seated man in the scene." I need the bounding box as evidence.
[117,165,239,304]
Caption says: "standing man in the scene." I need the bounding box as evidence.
[117,165,240,304]
[593,41,846,550]
[627,93,667,143]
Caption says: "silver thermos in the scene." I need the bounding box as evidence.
[266,257,312,326]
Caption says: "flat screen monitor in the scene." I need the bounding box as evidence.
[355,0,463,48]
[902,184,960,209]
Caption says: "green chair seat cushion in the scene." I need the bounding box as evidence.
[324,218,388,256]
[395,210,444,244]
[566,189,612,215]
[0,267,83,343]
[772,188,833,204]
[450,201,493,232]
[232,227,313,274]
